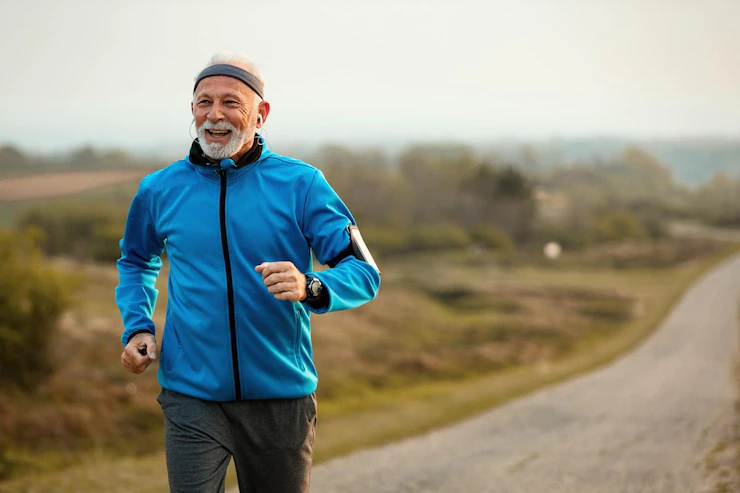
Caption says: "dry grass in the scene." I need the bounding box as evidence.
[704,330,740,493]
[0,239,737,492]
[312,281,633,399]
[0,171,148,202]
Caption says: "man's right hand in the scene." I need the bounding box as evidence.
[122,332,158,374]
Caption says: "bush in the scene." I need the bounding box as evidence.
[469,224,514,251]
[355,224,410,256]
[592,210,648,243]
[0,229,70,390]
[408,223,471,252]
[581,298,633,322]
[639,214,670,240]
[16,203,127,263]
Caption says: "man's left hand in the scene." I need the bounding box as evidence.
[255,261,307,302]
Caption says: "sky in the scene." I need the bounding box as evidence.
[1,0,739,154]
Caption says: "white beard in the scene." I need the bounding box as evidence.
[196,120,250,160]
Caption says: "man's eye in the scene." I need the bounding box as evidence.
[198,100,211,105]
[225,100,239,106]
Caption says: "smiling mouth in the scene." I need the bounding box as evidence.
[207,130,231,138]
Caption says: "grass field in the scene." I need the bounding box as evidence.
[0,239,737,493]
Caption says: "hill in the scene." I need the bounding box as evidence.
[480,138,740,186]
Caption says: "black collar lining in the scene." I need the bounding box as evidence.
[189,136,263,169]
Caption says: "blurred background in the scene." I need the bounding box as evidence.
[1,0,740,491]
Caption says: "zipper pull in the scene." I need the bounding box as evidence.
[220,159,236,170]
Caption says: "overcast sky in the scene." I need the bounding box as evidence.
[1,0,738,153]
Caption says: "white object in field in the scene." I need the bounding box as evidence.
[543,242,562,259]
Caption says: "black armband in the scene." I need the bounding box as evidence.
[327,243,354,268]
[326,225,380,274]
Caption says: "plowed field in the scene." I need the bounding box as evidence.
[0,170,148,202]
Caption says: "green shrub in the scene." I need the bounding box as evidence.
[16,204,127,263]
[581,298,633,322]
[355,224,409,256]
[408,224,471,251]
[0,229,70,390]
[469,224,514,251]
[639,215,670,240]
[592,210,648,243]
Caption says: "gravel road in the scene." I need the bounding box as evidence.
[305,254,740,493]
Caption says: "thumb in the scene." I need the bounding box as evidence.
[147,340,158,360]
[255,262,267,273]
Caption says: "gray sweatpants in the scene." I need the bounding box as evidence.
[157,388,317,493]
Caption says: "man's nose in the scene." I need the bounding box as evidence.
[208,102,224,121]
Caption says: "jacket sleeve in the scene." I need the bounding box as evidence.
[116,183,166,345]
[302,170,380,314]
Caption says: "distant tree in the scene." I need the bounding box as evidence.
[460,164,536,241]
[518,144,540,170]
[697,172,739,210]
[398,144,477,224]
[313,145,406,227]
[0,145,28,171]
[620,147,673,185]
[542,147,678,206]
[496,166,533,199]
[66,146,99,168]
[692,172,740,226]
[314,144,355,173]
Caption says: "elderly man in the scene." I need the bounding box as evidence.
[116,52,380,493]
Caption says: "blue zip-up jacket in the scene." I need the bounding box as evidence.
[116,145,380,402]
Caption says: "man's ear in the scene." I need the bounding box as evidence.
[191,101,195,117]
[259,101,271,125]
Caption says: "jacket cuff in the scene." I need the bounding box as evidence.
[125,329,155,346]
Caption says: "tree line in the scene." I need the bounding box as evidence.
[9,142,740,264]
[0,144,164,178]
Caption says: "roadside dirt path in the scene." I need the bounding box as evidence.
[0,170,146,201]
[306,254,740,493]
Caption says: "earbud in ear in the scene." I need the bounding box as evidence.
[257,114,263,126]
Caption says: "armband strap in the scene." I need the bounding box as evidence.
[327,242,354,268]
[326,225,381,274]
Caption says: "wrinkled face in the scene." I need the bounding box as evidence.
[192,75,259,160]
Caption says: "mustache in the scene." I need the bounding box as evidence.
[199,120,238,131]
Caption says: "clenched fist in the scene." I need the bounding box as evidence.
[255,261,307,302]
[121,332,157,374]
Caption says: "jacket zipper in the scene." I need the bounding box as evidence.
[219,169,241,400]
